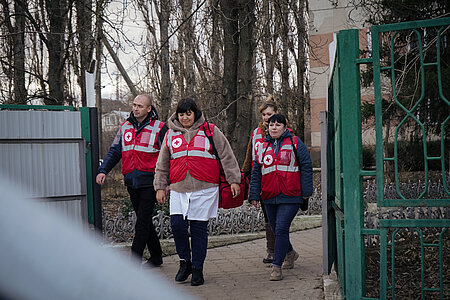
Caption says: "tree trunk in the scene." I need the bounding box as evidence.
[45,0,69,105]
[13,1,27,104]
[300,0,310,146]
[76,0,94,107]
[176,38,185,97]
[234,0,255,163]
[95,0,105,154]
[262,0,274,95]
[220,0,239,138]
[277,1,290,117]
[291,0,309,142]
[210,0,221,85]
[182,0,196,98]
[0,0,27,104]
[102,36,138,97]
[158,0,171,122]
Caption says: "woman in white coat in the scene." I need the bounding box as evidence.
[154,98,241,286]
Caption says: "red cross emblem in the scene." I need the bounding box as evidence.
[263,154,273,166]
[172,137,182,148]
[124,131,132,142]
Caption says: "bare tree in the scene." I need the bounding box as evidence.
[181,0,196,98]
[75,0,94,107]
[0,0,27,103]
[209,0,221,85]
[0,0,311,163]
[288,0,309,142]
[261,0,274,95]
[234,0,256,160]
[158,0,172,121]
[44,0,71,104]
[220,0,239,138]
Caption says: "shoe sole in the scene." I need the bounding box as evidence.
[191,280,205,286]
[269,276,283,281]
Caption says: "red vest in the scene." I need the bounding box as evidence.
[121,119,165,175]
[251,127,264,163]
[166,123,220,184]
[256,137,301,200]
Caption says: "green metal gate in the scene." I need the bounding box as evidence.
[325,18,450,299]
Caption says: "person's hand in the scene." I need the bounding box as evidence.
[251,200,259,208]
[96,173,106,185]
[165,185,170,196]
[230,183,241,198]
[156,189,166,204]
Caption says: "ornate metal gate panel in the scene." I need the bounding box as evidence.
[325,18,450,299]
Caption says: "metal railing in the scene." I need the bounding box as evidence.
[103,187,322,243]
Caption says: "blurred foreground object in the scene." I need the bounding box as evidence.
[0,176,196,300]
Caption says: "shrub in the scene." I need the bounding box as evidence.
[386,139,448,172]
[362,145,376,169]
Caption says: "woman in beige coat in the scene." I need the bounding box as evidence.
[154,98,241,286]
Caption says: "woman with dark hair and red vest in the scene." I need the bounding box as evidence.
[248,114,313,281]
[96,94,167,267]
[154,98,241,286]
[241,96,279,264]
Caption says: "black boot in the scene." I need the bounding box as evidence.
[175,260,192,282]
[191,268,204,286]
[145,256,163,267]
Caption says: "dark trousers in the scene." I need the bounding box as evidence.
[127,187,162,261]
[170,214,208,269]
[261,203,275,255]
[264,203,300,267]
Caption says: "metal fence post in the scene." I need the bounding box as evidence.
[80,107,94,225]
[338,29,365,299]
[321,111,330,275]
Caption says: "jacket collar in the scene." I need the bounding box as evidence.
[127,107,158,127]
[264,128,291,143]
[168,112,206,132]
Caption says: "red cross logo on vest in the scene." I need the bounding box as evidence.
[263,154,273,166]
[124,131,132,142]
[172,137,182,148]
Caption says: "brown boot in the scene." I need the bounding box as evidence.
[282,249,299,269]
[265,222,275,259]
[269,265,283,281]
[263,251,274,264]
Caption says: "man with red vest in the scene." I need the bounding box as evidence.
[96,94,168,266]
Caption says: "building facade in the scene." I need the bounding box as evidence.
[307,0,370,161]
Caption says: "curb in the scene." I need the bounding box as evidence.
[323,269,342,300]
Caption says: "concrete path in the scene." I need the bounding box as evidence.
[146,227,325,300]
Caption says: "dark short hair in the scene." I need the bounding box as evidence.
[175,98,202,122]
[268,114,287,126]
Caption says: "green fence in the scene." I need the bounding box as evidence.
[326,18,450,299]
